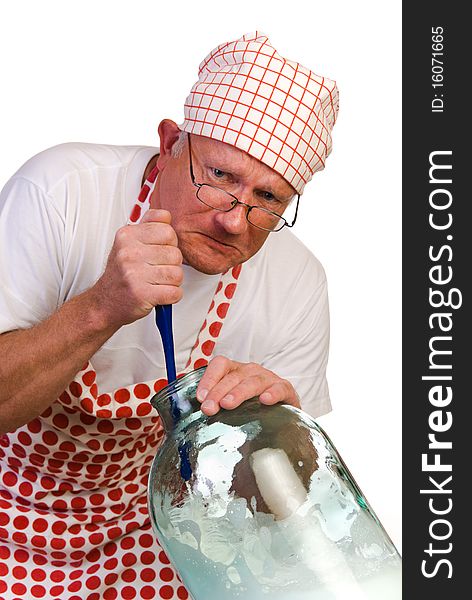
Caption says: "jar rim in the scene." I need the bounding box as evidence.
[150,366,206,410]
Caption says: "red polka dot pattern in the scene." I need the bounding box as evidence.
[224,283,237,299]
[217,302,230,318]
[129,203,142,223]
[184,263,241,371]
[0,168,241,599]
[138,184,151,203]
[201,340,215,357]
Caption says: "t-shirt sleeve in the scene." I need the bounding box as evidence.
[259,259,331,419]
[0,177,64,333]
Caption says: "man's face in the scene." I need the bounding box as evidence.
[153,121,297,275]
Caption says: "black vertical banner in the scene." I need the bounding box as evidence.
[403,3,468,598]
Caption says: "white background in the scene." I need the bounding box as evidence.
[0,1,402,552]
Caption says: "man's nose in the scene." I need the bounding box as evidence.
[215,202,249,234]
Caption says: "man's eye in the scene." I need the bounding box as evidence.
[212,168,226,178]
[259,191,276,202]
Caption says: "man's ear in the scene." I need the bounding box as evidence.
[156,119,181,170]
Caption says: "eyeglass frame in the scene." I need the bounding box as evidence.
[186,134,300,233]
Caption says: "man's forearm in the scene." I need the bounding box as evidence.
[0,207,185,434]
[0,287,120,434]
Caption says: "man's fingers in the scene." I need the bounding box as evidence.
[96,207,184,327]
[135,209,178,246]
[144,245,183,266]
[200,371,243,412]
[196,356,235,402]
[148,284,183,306]
[218,373,275,410]
[138,222,179,247]
[259,381,299,406]
[132,244,182,266]
[140,208,172,225]
[117,221,178,249]
[196,357,299,416]
[146,265,183,287]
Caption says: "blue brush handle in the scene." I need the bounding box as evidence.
[155,304,177,383]
[155,304,192,481]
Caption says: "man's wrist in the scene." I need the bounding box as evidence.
[74,285,122,340]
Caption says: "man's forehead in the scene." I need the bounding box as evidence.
[181,32,339,194]
[192,134,297,197]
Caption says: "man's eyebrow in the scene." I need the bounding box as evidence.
[202,156,294,201]
[202,157,238,173]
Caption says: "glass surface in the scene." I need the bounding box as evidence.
[148,368,402,599]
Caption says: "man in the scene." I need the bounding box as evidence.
[0,32,338,599]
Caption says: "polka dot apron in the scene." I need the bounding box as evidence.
[0,165,242,600]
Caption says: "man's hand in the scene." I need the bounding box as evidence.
[196,356,300,416]
[92,209,184,329]
[0,209,184,433]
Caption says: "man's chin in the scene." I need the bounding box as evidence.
[179,233,246,274]
[183,255,234,275]
[181,246,234,275]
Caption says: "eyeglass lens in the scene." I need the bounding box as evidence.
[196,185,285,231]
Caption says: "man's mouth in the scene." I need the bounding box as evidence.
[196,232,237,251]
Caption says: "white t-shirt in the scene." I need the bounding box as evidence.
[0,142,331,417]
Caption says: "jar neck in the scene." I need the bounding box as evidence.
[150,367,206,433]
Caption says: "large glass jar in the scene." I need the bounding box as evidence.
[148,368,402,599]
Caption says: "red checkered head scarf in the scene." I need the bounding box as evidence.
[181,32,339,195]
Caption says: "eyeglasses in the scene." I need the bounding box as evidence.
[187,135,300,232]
